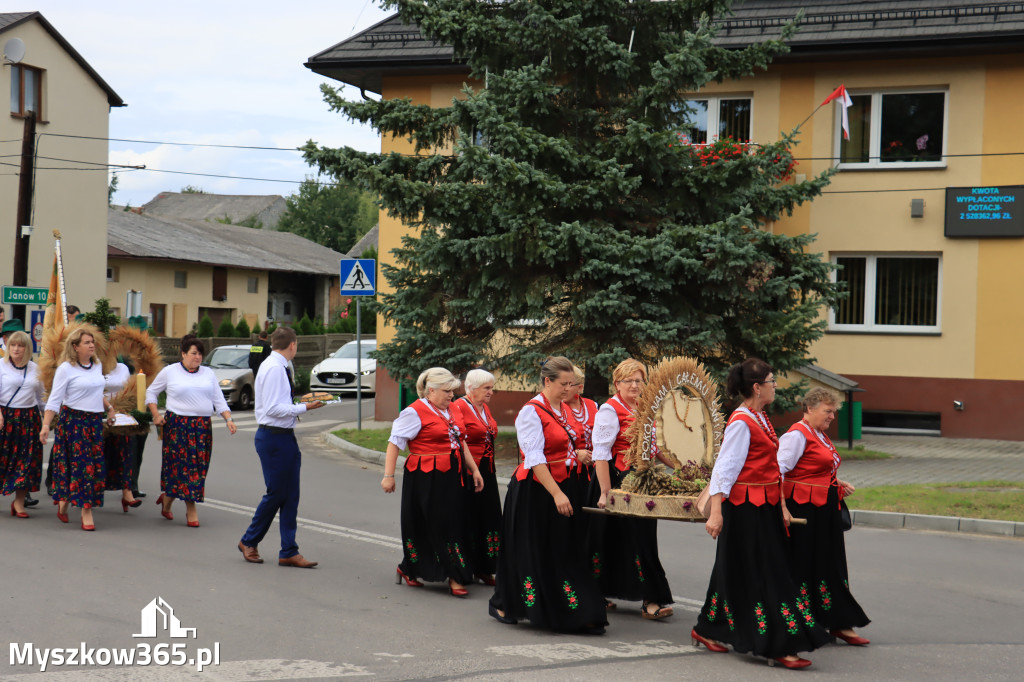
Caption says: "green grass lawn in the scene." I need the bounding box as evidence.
[851,480,1024,522]
[836,445,892,460]
[332,428,520,464]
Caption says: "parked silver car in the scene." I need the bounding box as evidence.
[203,344,254,410]
[309,340,376,395]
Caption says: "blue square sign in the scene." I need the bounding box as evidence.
[339,259,376,296]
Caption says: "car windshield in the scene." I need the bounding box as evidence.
[331,343,376,360]
[204,348,249,369]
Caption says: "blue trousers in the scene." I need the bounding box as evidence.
[240,429,301,559]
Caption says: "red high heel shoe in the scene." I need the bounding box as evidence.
[475,573,496,586]
[395,566,423,587]
[691,629,728,653]
[10,503,29,519]
[156,494,173,520]
[448,580,468,597]
[56,503,69,524]
[81,521,95,531]
[187,519,200,528]
[769,656,812,669]
[831,630,870,646]
[121,498,143,513]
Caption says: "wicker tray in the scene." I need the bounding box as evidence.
[595,489,706,522]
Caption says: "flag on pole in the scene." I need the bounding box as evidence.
[43,251,66,340]
[821,85,853,140]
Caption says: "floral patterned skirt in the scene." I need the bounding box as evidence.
[786,485,871,632]
[399,451,474,584]
[0,406,43,495]
[103,433,133,491]
[694,500,832,658]
[489,468,607,632]
[464,457,502,576]
[585,466,673,605]
[160,412,213,502]
[51,407,106,508]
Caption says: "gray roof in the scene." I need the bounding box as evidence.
[796,364,861,392]
[346,224,379,257]
[107,208,343,276]
[141,192,287,228]
[308,2,1024,92]
[0,12,124,107]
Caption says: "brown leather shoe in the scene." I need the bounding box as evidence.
[278,554,318,568]
[238,541,263,564]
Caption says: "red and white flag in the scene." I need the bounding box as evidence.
[822,85,853,140]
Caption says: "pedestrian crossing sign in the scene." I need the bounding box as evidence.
[339,259,376,296]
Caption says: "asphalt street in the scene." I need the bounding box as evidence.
[1,397,1022,681]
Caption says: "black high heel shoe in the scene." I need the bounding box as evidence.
[395,566,423,587]
[488,603,517,625]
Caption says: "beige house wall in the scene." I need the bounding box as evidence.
[0,18,112,315]
[107,258,267,335]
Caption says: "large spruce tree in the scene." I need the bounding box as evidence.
[302,0,839,405]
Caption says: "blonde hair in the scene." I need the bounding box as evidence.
[62,326,101,367]
[802,386,842,412]
[3,331,30,358]
[571,363,586,384]
[416,367,461,398]
[464,368,495,393]
[612,358,647,384]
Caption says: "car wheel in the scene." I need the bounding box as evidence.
[237,386,254,411]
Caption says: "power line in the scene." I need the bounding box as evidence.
[42,132,303,152]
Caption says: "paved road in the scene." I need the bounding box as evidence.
[2,400,1022,680]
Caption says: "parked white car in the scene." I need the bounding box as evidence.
[203,344,255,410]
[309,340,377,395]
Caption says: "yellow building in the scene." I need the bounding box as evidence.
[309,3,1024,438]
[1,12,124,322]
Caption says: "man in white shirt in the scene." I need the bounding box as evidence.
[238,327,323,567]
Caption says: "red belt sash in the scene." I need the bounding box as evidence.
[783,475,844,508]
[405,450,462,477]
[727,478,782,506]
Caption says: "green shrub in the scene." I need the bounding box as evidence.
[197,314,214,337]
[235,316,251,338]
[216,318,236,337]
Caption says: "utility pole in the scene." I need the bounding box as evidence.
[12,110,36,323]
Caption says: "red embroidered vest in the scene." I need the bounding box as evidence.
[453,397,497,471]
[405,400,465,474]
[608,395,635,472]
[782,421,840,507]
[514,397,581,483]
[727,410,781,506]
[568,397,598,451]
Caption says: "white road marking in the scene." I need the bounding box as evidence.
[486,639,700,663]
[6,658,372,679]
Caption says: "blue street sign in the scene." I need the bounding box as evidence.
[339,259,376,296]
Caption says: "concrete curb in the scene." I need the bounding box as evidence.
[322,431,1023,539]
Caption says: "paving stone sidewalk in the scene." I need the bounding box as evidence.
[841,434,1024,487]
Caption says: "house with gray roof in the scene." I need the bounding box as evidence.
[106,208,344,335]
[141,191,288,229]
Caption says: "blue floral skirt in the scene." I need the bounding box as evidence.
[160,412,213,502]
[0,406,43,494]
[104,433,133,491]
[51,407,106,508]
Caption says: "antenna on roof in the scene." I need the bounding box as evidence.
[3,37,27,64]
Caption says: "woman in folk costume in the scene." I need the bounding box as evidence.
[40,326,118,531]
[0,329,45,517]
[691,358,830,670]
[382,368,484,596]
[563,364,596,507]
[588,358,675,619]
[451,368,502,586]
[488,356,606,634]
[102,359,143,513]
[778,387,870,646]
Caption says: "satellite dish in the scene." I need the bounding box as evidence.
[3,37,26,64]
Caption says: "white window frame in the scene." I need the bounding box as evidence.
[835,88,948,170]
[677,95,754,144]
[829,253,942,334]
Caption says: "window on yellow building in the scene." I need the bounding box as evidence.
[677,96,752,144]
[831,255,940,333]
[10,64,43,117]
[838,90,946,168]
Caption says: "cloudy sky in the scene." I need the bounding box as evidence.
[18,0,394,206]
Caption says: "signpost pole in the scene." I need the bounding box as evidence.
[356,299,362,431]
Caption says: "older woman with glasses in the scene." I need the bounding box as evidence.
[589,358,675,619]
[779,387,870,647]
[452,368,502,586]
[690,358,829,669]
[383,368,484,596]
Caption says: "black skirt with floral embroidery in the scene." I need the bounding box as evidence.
[693,499,832,658]
[489,468,606,632]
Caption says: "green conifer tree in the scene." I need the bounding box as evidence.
[196,314,215,337]
[302,0,839,408]
[216,318,236,338]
